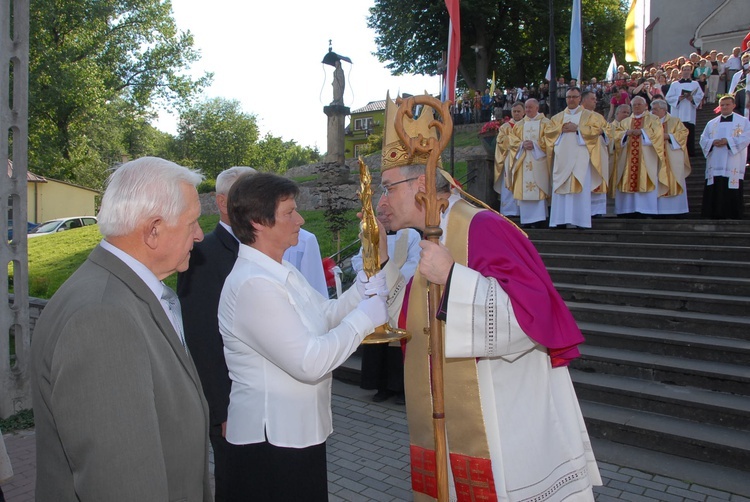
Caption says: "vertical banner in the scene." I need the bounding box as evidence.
[443,0,461,103]
[569,0,582,82]
[605,54,617,82]
[625,0,644,63]
[489,71,496,95]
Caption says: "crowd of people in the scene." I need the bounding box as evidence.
[490,46,750,226]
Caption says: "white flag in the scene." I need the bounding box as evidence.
[605,54,617,82]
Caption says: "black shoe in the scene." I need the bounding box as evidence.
[372,390,393,403]
[394,393,406,405]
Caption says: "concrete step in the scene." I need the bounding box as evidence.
[583,219,750,232]
[567,301,750,340]
[557,283,750,317]
[533,239,750,261]
[549,267,750,296]
[581,401,750,472]
[541,253,750,279]
[574,345,750,395]
[572,370,750,430]
[578,322,750,364]
[528,228,750,246]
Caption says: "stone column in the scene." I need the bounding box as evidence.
[0,0,31,417]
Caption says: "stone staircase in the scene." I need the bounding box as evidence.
[527,216,750,474]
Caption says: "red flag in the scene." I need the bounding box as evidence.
[443,0,460,103]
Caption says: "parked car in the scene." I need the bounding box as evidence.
[28,216,98,238]
[8,221,39,240]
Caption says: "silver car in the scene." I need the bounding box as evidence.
[28,216,98,238]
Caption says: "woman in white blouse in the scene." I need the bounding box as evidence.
[218,173,387,501]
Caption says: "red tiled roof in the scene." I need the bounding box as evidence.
[7,159,47,182]
[351,100,386,114]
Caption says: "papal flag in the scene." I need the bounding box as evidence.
[605,54,617,82]
[490,71,496,95]
[625,0,648,63]
[570,0,582,82]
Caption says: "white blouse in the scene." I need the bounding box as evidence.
[218,244,373,448]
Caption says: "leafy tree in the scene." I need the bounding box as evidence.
[250,134,321,173]
[28,0,211,183]
[176,97,260,179]
[368,0,627,92]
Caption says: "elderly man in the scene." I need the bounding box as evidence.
[548,87,609,228]
[651,99,692,215]
[177,165,256,502]
[666,64,704,157]
[377,95,601,501]
[493,102,524,216]
[700,95,750,219]
[32,157,211,501]
[508,98,552,226]
[613,96,665,216]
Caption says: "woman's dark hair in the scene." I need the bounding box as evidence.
[227,172,300,245]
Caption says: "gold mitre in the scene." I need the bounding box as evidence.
[381,91,441,171]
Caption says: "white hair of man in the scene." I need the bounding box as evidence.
[216,166,257,195]
[616,104,632,115]
[98,156,203,238]
[651,99,668,111]
[630,96,647,107]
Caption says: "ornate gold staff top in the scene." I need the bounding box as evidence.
[357,157,409,345]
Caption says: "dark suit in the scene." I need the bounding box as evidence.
[31,245,212,502]
[177,223,239,502]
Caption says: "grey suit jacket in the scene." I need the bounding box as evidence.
[31,245,213,502]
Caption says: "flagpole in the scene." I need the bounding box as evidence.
[549,0,557,116]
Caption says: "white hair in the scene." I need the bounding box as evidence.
[215,166,257,195]
[98,157,203,238]
[651,99,668,111]
[631,96,647,106]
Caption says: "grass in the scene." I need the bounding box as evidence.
[19,209,362,299]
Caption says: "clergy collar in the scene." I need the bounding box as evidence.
[526,113,541,121]
[720,114,734,122]
[565,106,581,115]
[633,113,645,119]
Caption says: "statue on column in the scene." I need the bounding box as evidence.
[322,42,351,167]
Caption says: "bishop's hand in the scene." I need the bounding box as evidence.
[418,240,454,285]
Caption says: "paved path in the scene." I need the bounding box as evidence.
[3,380,749,501]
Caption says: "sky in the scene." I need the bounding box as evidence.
[155,1,442,152]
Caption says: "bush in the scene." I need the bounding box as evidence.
[197,179,216,194]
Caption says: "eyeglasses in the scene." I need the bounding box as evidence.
[566,95,581,99]
[379,177,418,196]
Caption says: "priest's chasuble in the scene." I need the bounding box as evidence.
[389,196,601,501]
[614,113,665,195]
[494,120,521,216]
[658,114,692,214]
[509,115,553,201]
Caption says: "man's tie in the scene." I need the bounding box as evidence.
[161,284,187,351]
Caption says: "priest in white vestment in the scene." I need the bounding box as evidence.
[377,94,602,502]
[613,96,665,215]
[493,103,524,217]
[665,64,704,157]
[547,87,608,228]
[700,95,750,219]
[283,228,328,296]
[508,99,551,226]
[651,99,692,215]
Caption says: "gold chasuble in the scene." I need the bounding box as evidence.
[614,113,666,195]
[404,200,496,502]
[661,115,691,197]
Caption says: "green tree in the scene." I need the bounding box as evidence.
[29,0,211,183]
[176,97,259,178]
[368,0,627,92]
[249,134,321,173]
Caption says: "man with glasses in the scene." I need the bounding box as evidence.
[548,87,609,228]
[375,94,602,501]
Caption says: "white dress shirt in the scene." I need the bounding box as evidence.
[218,244,374,448]
[282,228,328,296]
